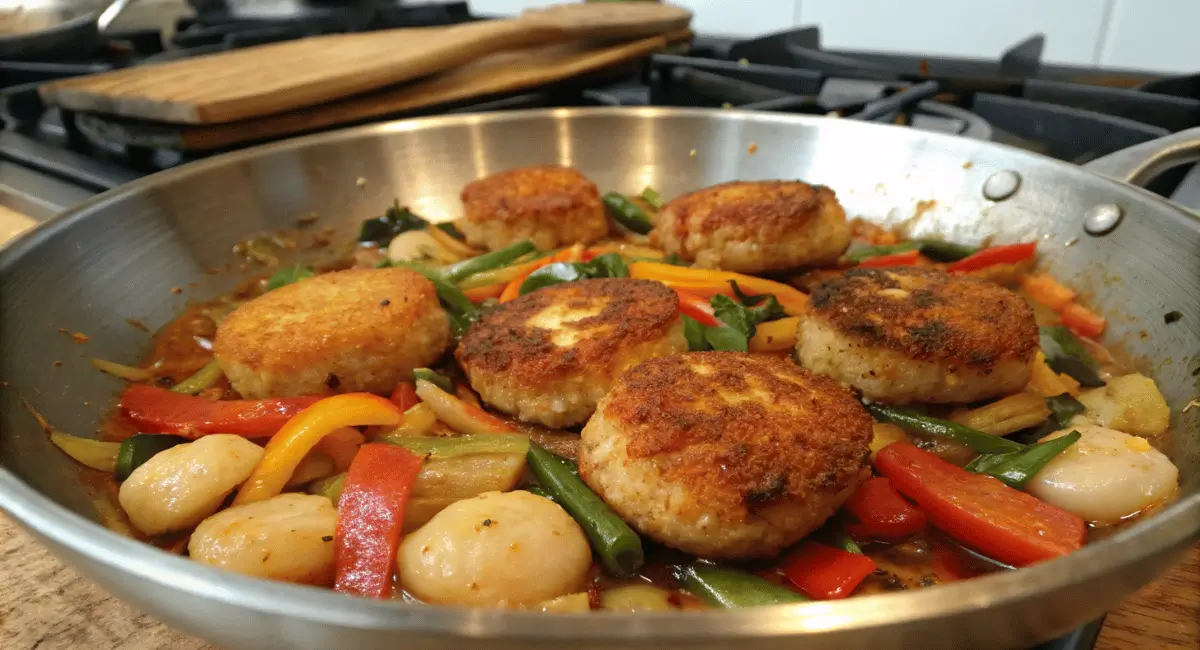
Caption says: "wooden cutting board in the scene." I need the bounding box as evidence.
[38,2,691,125]
[72,28,692,151]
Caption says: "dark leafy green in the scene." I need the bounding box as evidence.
[704,325,749,352]
[683,315,710,351]
[601,192,654,234]
[1040,326,1105,387]
[518,253,628,295]
[358,202,427,246]
[265,265,315,291]
[1045,393,1086,428]
[586,252,629,279]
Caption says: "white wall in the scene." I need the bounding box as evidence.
[470,0,1198,73]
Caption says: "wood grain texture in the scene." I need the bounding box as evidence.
[1,512,1194,649]
[73,29,693,151]
[38,3,691,125]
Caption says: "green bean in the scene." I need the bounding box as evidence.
[527,445,644,578]
[170,360,223,395]
[524,485,557,503]
[914,239,978,262]
[602,192,654,234]
[398,263,476,315]
[845,241,920,262]
[116,434,190,481]
[673,564,809,608]
[966,430,1081,487]
[1040,326,1105,387]
[441,240,536,283]
[641,186,666,210]
[866,404,1024,454]
[379,433,530,459]
[520,263,589,295]
[411,368,453,393]
[836,535,864,555]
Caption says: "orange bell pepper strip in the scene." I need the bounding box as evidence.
[389,381,420,411]
[463,283,506,302]
[1020,272,1077,310]
[334,443,423,598]
[120,384,321,438]
[1060,302,1106,339]
[498,244,587,302]
[857,249,921,268]
[628,262,810,316]
[748,316,800,352]
[233,393,403,505]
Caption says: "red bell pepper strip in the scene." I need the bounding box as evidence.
[779,541,876,600]
[844,476,927,541]
[1060,302,1107,339]
[875,443,1085,567]
[674,288,721,327]
[857,249,921,268]
[947,242,1037,273]
[334,443,423,598]
[389,381,420,411]
[120,384,321,438]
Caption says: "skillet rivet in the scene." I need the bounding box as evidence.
[982,171,1021,201]
[1084,204,1124,235]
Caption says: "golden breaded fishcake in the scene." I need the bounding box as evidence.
[654,180,850,273]
[458,165,608,251]
[797,266,1038,404]
[214,268,449,398]
[579,352,873,559]
[455,278,687,428]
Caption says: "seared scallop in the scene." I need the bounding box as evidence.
[797,267,1037,404]
[215,268,450,398]
[654,180,850,273]
[456,278,687,428]
[579,352,873,559]
[458,165,609,251]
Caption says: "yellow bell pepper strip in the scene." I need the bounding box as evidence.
[334,443,423,598]
[413,379,514,434]
[628,262,810,316]
[748,316,801,352]
[233,393,403,506]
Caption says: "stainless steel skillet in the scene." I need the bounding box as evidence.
[0,107,1197,650]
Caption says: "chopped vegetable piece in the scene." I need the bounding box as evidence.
[50,432,121,472]
[233,393,403,505]
[308,472,347,504]
[378,433,530,459]
[866,404,1024,454]
[675,289,720,327]
[915,239,979,262]
[115,433,190,481]
[426,224,477,259]
[334,443,423,598]
[265,265,315,291]
[876,443,1086,566]
[389,381,420,411]
[835,534,864,555]
[949,392,1052,436]
[457,258,545,289]
[90,358,156,381]
[674,564,808,608]
[520,262,589,295]
[844,477,927,540]
[710,291,785,340]
[441,240,536,283]
[628,262,810,316]
[780,541,876,600]
[397,262,477,317]
[748,316,800,352]
[857,249,921,268]
[435,221,465,241]
[1045,393,1086,429]
[1021,273,1077,310]
[527,445,644,578]
[1060,302,1107,339]
[641,186,666,210]
[462,283,506,302]
[411,368,453,393]
[947,242,1037,273]
[1040,326,1105,387]
[682,315,709,351]
[964,430,1081,488]
[120,385,322,438]
[844,241,920,262]
[359,202,426,246]
[414,379,514,434]
[499,245,585,302]
[170,359,223,395]
[704,325,749,352]
[602,192,654,234]
[525,485,557,503]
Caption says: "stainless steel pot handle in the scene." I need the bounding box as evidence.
[1083,126,1200,187]
[96,0,137,33]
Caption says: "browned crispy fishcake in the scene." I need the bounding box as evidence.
[214,268,449,398]
[457,165,608,251]
[797,266,1038,404]
[579,352,872,559]
[455,278,687,428]
[653,180,851,273]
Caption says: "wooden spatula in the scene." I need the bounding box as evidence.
[39,2,691,125]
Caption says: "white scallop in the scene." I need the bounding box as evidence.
[1026,426,1178,525]
[397,490,591,608]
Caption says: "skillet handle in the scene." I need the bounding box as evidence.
[1083,126,1200,187]
[96,0,137,32]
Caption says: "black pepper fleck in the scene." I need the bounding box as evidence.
[324,373,340,390]
[381,299,391,307]
[1164,310,1182,324]
[482,519,493,527]
[322,535,333,542]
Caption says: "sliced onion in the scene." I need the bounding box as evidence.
[50,431,120,472]
[90,357,157,381]
[414,379,513,435]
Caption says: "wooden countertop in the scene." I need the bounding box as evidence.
[0,513,1195,649]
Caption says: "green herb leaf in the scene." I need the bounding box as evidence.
[266,265,315,291]
[584,252,629,279]
[705,325,748,352]
[711,294,753,337]
[682,315,711,351]
[1045,393,1086,428]
[358,202,428,246]
[1039,326,1105,387]
[520,262,589,295]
